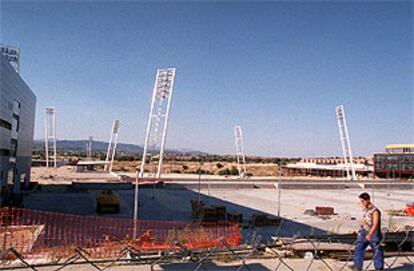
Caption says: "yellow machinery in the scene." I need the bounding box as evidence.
[96,190,120,213]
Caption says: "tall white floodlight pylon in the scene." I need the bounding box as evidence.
[44,107,57,168]
[105,120,120,172]
[234,125,247,178]
[335,105,356,181]
[140,68,176,178]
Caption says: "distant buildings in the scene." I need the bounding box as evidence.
[281,158,372,178]
[0,53,36,194]
[282,146,414,180]
[374,144,414,178]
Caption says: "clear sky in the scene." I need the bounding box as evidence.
[1,1,413,157]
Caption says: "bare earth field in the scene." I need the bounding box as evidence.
[111,161,280,176]
[23,166,414,270]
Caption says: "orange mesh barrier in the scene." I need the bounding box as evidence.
[0,207,241,260]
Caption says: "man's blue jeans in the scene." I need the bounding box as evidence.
[353,229,384,270]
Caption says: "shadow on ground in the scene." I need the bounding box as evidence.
[136,182,327,242]
[23,182,327,243]
[156,262,270,271]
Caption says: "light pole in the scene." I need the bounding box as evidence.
[277,172,282,217]
[133,170,139,239]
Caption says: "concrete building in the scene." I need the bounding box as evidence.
[374,144,414,178]
[0,53,36,194]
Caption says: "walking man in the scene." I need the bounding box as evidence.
[353,192,384,270]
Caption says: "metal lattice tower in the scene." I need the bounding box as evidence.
[0,44,20,73]
[86,136,93,160]
[139,68,176,178]
[234,125,247,178]
[335,105,356,181]
[44,107,57,168]
[105,120,120,172]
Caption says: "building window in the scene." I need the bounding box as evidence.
[0,149,10,156]
[10,139,17,157]
[12,114,20,132]
[7,167,15,185]
[0,119,12,130]
[14,100,21,109]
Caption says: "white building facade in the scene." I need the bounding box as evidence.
[0,53,36,194]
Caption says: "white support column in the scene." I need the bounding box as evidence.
[86,136,93,160]
[139,68,176,179]
[336,105,356,181]
[105,120,120,172]
[234,125,247,178]
[44,114,49,168]
[44,107,57,168]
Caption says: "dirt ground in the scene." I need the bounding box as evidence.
[6,256,414,270]
[22,187,414,239]
[31,166,119,184]
[111,161,280,176]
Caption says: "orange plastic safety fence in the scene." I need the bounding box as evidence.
[0,207,241,260]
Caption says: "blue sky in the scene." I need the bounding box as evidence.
[1,1,413,157]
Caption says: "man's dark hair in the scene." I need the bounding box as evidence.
[359,192,370,201]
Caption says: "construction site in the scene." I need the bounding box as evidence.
[1,2,414,270]
[0,62,412,271]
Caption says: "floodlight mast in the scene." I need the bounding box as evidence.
[234,125,247,178]
[105,120,120,172]
[44,107,57,168]
[335,105,356,181]
[139,68,176,179]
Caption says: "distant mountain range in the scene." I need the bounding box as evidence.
[32,139,206,155]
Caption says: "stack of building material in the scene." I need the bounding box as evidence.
[191,200,205,217]
[191,200,231,222]
[271,230,414,260]
[315,206,335,216]
[387,202,414,217]
[202,205,227,221]
[251,214,280,227]
[227,212,243,223]
[387,209,409,216]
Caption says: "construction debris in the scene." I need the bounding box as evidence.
[227,212,243,223]
[315,206,335,216]
[251,214,280,227]
[191,200,242,222]
[387,208,409,216]
[304,209,316,216]
[271,230,414,260]
[406,203,414,216]
[387,203,414,217]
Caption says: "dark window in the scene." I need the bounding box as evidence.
[10,139,17,157]
[0,149,10,156]
[0,119,12,130]
[12,114,20,132]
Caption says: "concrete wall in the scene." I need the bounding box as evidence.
[0,53,36,191]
